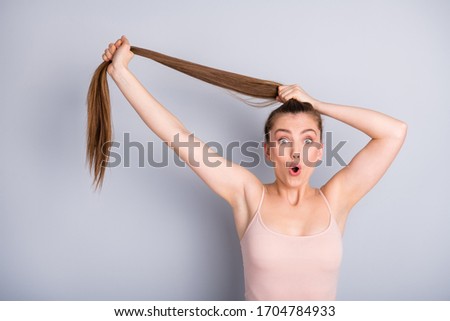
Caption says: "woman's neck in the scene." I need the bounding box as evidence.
[269,180,314,207]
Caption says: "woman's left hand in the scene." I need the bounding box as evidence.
[277,84,320,107]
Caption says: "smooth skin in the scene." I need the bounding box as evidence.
[103,36,407,239]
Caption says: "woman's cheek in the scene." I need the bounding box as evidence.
[302,145,319,167]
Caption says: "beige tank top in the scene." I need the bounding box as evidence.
[240,186,343,300]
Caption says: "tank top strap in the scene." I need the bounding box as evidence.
[256,185,265,213]
[318,188,333,216]
[240,185,266,242]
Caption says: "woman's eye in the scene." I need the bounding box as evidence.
[278,138,290,145]
[304,138,313,144]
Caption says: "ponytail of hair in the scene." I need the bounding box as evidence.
[86,46,282,190]
[86,60,111,191]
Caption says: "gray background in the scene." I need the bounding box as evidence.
[1,0,449,300]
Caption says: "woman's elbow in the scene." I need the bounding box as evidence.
[394,120,408,140]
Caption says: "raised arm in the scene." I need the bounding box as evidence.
[277,85,407,225]
[103,37,262,234]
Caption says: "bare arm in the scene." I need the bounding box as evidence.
[103,37,261,232]
[278,85,407,224]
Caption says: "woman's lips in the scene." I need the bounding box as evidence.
[288,164,301,176]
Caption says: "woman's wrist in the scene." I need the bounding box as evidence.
[108,63,130,78]
[310,99,324,112]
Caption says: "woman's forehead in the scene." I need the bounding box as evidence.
[272,113,319,132]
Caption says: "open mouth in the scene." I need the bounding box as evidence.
[289,165,301,176]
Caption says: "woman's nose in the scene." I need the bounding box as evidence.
[292,143,302,160]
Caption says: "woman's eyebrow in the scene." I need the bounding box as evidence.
[274,128,317,135]
[274,128,291,135]
[301,129,317,135]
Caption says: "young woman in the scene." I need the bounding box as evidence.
[98,36,407,300]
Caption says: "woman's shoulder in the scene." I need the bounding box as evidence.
[244,180,266,213]
[320,182,351,234]
[232,179,265,240]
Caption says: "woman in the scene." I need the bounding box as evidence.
[99,36,407,300]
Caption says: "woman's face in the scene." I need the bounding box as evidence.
[265,113,323,187]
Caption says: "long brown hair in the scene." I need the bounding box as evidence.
[86,46,282,190]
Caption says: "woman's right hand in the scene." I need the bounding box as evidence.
[102,35,134,74]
